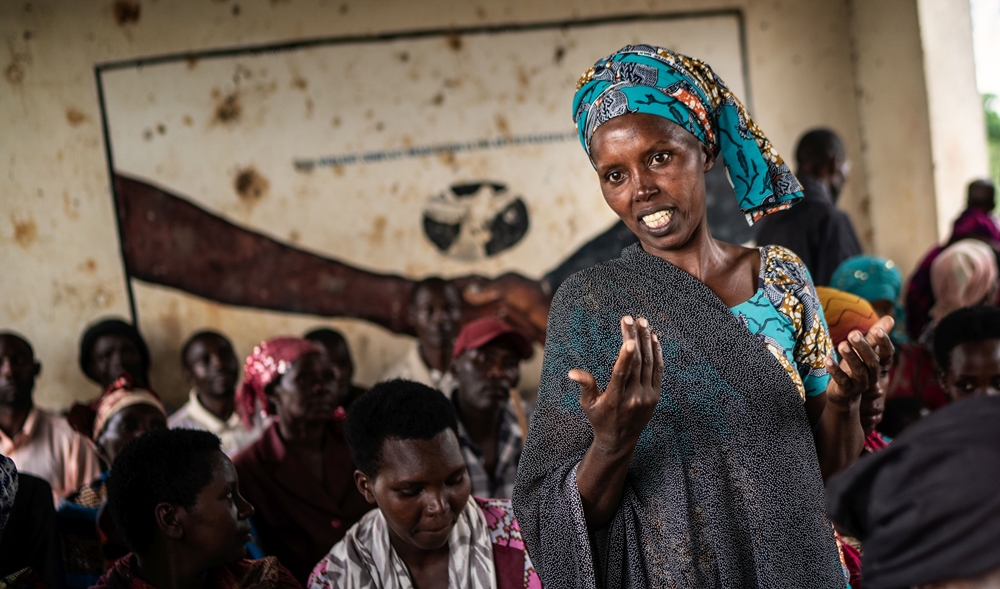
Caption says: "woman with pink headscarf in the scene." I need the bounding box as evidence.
[231,337,371,583]
[928,239,1000,328]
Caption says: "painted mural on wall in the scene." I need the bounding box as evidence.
[97,12,750,401]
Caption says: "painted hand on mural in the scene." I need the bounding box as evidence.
[114,173,552,341]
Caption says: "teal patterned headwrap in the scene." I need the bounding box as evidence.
[572,45,802,225]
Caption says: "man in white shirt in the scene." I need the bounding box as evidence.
[0,332,101,504]
[168,330,266,456]
[380,277,462,392]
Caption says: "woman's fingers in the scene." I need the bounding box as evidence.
[651,333,665,397]
[836,340,870,392]
[569,369,600,408]
[865,321,895,368]
[826,357,861,401]
[846,330,882,376]
[607,337,637,403]
[637,318,654,386]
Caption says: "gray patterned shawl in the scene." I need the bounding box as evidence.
[307,497,496,589]
[513,244,844,589]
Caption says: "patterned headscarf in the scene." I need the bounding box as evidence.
[0,455,16,538]
[572,44,802,224]
[930,239,999,324]
[237,337,320,428]
[831,256,904,334]
[67,375,166,442]
[815,287,879,347]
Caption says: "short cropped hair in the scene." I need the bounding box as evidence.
[78,318,150,381]
[180,330,231,368]
[795,128,845,169]
[345,379,458,477]
[0,331,34,359]
[107,428,222,554]
[304,327,347,347]
[933,306,1000,370]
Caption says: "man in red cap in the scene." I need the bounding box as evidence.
[448,317,533,499]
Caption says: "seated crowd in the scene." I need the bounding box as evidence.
[2,138,999,587]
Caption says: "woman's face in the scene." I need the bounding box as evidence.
[180,451,255,569]
[269,352,342,425]
[88,334,147,388]
[97,404,167,464]
[589,113,715,256]
[358,430,471,552]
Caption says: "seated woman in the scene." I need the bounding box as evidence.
[308,379,541,589]
[61,376,168,588]
[233,337,371,583]
[514,45,892,588]
[95,428,299,588]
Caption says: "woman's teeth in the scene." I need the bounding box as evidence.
[642,210,672,229]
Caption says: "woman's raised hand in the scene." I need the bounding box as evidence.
[825,315,895,410]
[570,316,664,451]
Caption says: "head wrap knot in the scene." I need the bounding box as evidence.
[572,44,802,224]
[237,337,320,428]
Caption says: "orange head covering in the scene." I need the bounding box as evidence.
[816,286,879,346]
[237,336,320,428]
[67,375,166,442]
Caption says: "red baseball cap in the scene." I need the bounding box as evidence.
[451,317,534,360]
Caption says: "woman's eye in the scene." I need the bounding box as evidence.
[651,153,668,164]
[606,171,623,183]
[398,488,420,497]
[446,473,465,486]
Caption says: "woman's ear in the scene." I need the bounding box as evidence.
[354,470,377,505]
[155,503,185,542]
[701,142,717,172]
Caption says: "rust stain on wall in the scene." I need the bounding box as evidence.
[446,34,463,52]
[234,167,269,203]
[291,76,308,90]
[11,215,37,248]
[214,92,242,124]
[4,62,24,85]
[65,108,88,126]
[495,114,511,137]
[62,192,80,220]
[113,0,141,25]
[82,258,97,273]
[369,216,387,246]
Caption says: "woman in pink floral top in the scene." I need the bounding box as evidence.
[308,379,541,589]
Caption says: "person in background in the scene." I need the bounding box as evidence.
[885,239,999,413]
[448,317,533,499]
[905,179,1000,341]
[304,328,366,412]
[60,376,168,588]
[380,278,462,392]
[828,256,938,440]
[95,428,300,588]
[170,330,267,456]
[754,128,863,286]
[308,379,541,589]
[933,305,1000,402]
[815,287,896,589]
[828,395,1000,589]
[0,332,101,503]
[233,337,370,583]
[928,239,999,331]
[0,455,63,588]
[78,318,151,390]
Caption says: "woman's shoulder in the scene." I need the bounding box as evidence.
[758,244,815,288]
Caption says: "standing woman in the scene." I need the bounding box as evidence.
[513,45,893,589]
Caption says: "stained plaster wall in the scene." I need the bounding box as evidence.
[0,0,985,410]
